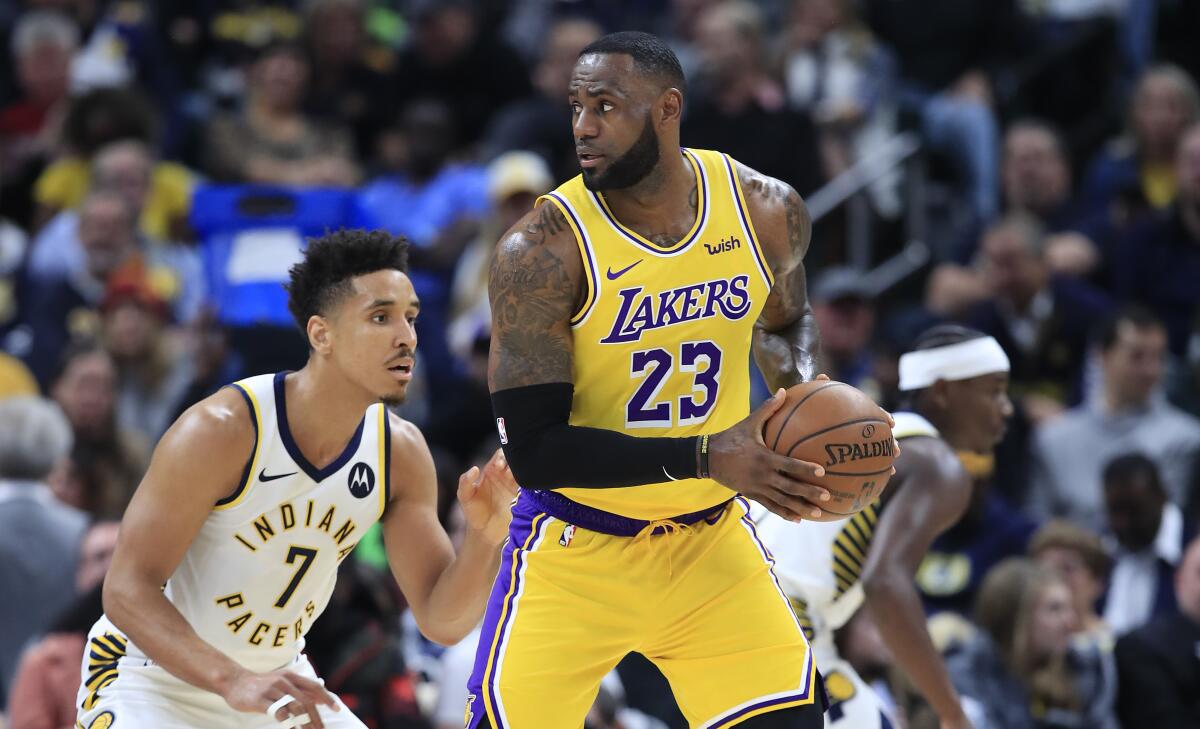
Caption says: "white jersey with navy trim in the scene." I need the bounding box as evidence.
[750,412,937,729]
[750,411,940,639]
[97,372,391,674]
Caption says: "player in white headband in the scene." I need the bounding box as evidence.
[750,325,1013,729]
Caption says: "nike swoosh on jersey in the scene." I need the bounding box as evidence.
[606,259,643,280]
[258,468,297,482]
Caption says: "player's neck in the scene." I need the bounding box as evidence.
[601,150,694,225]
[920,408,972,452]
[281,365,376,462]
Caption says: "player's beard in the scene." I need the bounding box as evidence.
[581,113,660,191]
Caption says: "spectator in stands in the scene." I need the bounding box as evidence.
[7,520,117,729]
[302,0,396,159]
[782,0,901,217]
[1082,64,1199,222]
[1029,520,1112,640]
[0,191,29,347]
[1003,121,1079,231]
[1111,121,1200,357]
[996,119,1124,281]
[0,11,76,195]
[30,139,196,280]
[968,212,1111,418]
[0,396,84,703]
[1029,307,1200,530]
[204,40,359,186]
[1102,453,1192,635]
[49,341,146,520]
[683,1,823,196]
[45,441,106,516]
[21,189,205,384]
[950,558,1119,729]
[390,0,532,147]
[810,266,880,397]
[481,16,603,183]
[355,98,490,402]
[100,273,195,444]
[1114,534,1200,728]
[0,352,37,400]
[863,0,1031,226]
[30,87,170,232]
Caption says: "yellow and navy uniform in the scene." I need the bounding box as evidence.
[76,372,381,728]
[750,411,941,729]
[467,150,817,729]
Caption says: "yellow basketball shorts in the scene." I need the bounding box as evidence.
[465,493,818,728]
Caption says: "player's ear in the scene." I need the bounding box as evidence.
[929,379,951,411]
[307,315,332,355]
[659,87,683,125]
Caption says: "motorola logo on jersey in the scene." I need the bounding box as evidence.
[347,462,375,498]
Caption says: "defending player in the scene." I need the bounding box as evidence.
[752,326,1013,729]
[77,230,517,729]
[472,31,865,728]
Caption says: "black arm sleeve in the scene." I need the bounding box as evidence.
[491,383,699,490]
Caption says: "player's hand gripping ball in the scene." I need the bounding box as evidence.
[763,380,897,521]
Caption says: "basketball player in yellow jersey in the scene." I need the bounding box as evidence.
[85,231,517,729]
[469,32,884,729]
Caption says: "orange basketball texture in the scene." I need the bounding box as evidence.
[762,381,895,521]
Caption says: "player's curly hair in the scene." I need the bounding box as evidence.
[285,229,410,332]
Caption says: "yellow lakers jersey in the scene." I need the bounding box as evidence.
[538,148,774,520]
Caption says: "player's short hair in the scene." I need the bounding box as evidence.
[286,229,410,332]
[579,31,686,96]
[910,323,989,352]
[899,324,992,408]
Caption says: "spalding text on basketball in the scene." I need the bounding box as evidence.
[823,438,894,466]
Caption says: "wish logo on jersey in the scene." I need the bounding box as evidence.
[599,274,752,345]
[348,462,375,498]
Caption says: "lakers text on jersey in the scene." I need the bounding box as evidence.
[541,147,774,520]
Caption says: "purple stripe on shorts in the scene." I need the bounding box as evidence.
[708,689,815,729]
[466,493,547,729]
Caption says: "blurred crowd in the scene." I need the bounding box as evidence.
[1,0,1200,728]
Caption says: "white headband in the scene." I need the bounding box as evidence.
[898,336,1010,391]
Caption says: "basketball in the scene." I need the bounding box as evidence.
[762,381,896,521]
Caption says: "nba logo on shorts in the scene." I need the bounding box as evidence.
[560,524,576,547]
[348,462,375,498]
[496,417,509,445]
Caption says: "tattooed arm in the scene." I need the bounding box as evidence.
[486,201,830,517]
[487,201,582,391]
[738,163,821,391]
[487,201,698,490]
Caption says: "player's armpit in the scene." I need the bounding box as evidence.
[861,437,971,579]
[734,162,820,389]
[487,202,583,391]
[101,387,257,695]
[108,388,256,597]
